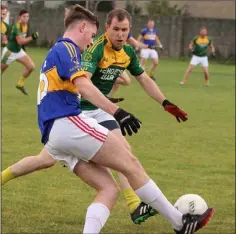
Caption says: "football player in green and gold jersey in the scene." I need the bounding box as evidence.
[81,9,187,224]
[1,9,39,95]
[180,27,215,86]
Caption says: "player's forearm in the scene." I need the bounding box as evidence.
[136,35,142,42]
[136,72,166,105]
[156,38,162,47]
[17,37,32,45]
[211,45,215,53]
[1,35,8,45]
[128,38,148,49]
[74,77,119,115]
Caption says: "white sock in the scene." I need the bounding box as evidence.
[83,203,110,234]
[135,180,183,231]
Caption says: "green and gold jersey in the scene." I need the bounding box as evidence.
[1,21,9,35]
[81,33,144,110]
[7,21,28,53]
[192,35,212,57]
[1,21,10,46]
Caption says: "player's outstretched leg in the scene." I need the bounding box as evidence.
[91,131,214,233]
[202,66,210,86]
[1,148,56,185]
[73,160,119,234]
[181,64,194,85]
[118,173,158,224]
[16,55,35,95]
[149,55,158,81]
[112,129,157,224]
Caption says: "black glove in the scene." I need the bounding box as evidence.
[31,32,39,40]
[114,108,142,136]
[148,45,158,50]
[106,96,124,103]
[212,52,216,58]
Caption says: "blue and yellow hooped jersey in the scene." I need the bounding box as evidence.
[140,28,158,46]
[37,37,86,144]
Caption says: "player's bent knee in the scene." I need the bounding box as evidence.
[102,183,120,199]
[28,64,35,72]
[124,78,131,85]
[153,61,158,66]
[188,67,193,72]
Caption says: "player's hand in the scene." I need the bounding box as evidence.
[159,44,164,51]
[31,32,39,40]
[106,96,124,103]
[162,99,188,122]
[135,47,140,53]
[114,108,142,136]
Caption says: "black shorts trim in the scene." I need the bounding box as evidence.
[99,120,119,131]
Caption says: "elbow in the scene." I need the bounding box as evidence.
[17,40,23,45]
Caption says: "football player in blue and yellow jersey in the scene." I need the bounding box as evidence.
[137,19,163,80]
[181,27,215,86]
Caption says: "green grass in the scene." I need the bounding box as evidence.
[2,48,235,234]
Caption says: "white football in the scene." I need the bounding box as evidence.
[174,194,208,215]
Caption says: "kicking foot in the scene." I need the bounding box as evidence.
[174,207,214,234]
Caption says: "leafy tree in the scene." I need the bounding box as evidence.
[147,0,189,17]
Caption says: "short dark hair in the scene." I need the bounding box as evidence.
[1,5,8,10]
[19,9,28,16]
[65,4,99,29]
[200,26,207,30]
[106,8,131,25]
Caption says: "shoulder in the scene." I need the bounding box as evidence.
[141,28,148,33]
[3,22,9,27]
[87,34,105,54]
[123,44,136,57]
[15,22,21,30]
[55,41,81,59]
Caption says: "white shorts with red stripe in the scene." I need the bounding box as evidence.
[45,113,108,171]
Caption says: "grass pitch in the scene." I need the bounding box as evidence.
[1,48,235,234]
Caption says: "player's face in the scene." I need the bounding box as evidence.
[200,28,207,36]
[80,21,97,52]
[105,17,130,50]
[20,13,30,24]
[148,20,155,29]
[1,9,8,21]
